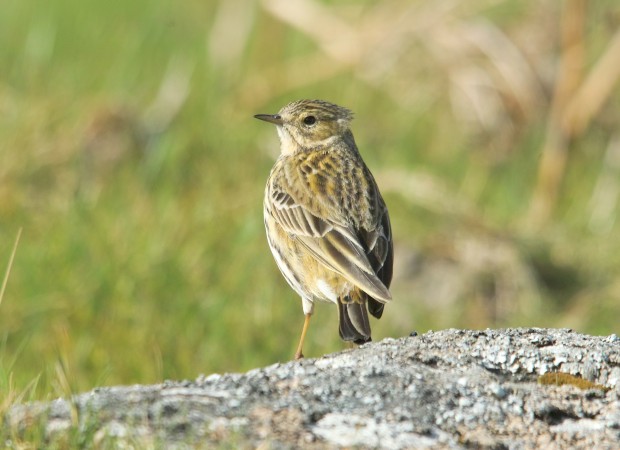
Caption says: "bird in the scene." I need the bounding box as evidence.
[255,99,393,359]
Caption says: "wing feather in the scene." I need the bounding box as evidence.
[266,156,392,303]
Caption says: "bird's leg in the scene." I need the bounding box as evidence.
[294,313,312,360]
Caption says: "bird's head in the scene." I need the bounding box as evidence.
[255,99,354,154]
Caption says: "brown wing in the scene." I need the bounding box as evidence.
[361,188,393,318]
[266,157,392,303]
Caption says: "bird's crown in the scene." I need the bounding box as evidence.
[279,99,353,125]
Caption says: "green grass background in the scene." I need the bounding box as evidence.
[1,0,619,405]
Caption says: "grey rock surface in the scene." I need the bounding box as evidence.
[6,328,620,449]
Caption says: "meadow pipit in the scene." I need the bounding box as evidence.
[256,99,393,359]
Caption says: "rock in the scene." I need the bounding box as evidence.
[5,328,620,449]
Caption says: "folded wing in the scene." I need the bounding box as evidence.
[267,172,392,304]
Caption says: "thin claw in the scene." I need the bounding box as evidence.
[294,313,312,360]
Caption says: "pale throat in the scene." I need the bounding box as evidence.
[276,125,298,155]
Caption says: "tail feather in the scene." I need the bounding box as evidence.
[367,297,384,319]
[338,299,371,344]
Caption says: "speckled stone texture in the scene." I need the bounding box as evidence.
[6,328,620,449]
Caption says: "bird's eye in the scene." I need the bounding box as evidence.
[303,115,317,126]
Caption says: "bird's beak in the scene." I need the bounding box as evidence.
[254,114,284,125]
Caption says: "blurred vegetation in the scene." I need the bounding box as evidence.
[1,0,620,407]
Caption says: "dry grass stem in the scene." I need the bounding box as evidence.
[0,227,22,308]
[528,0,620,226]
[563,28,620,136]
